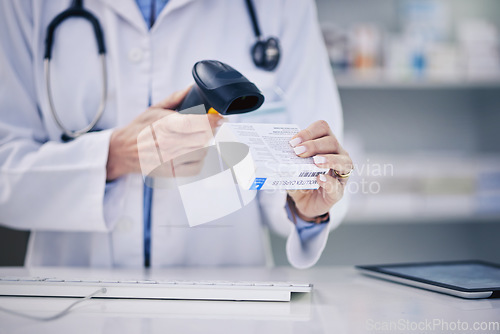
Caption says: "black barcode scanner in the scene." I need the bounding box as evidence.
[178,60,265,115]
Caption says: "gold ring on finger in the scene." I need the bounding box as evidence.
[333,169,353,179]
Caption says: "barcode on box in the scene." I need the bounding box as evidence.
[298,171,326,177]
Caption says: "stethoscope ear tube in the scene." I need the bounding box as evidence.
[44,7,106,60]
[44,4,107,141]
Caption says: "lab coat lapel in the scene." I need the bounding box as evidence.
[99,0,148,33]
[151,0,198,32]
[99,0,197,34]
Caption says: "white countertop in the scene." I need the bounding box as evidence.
[0,266,498,334]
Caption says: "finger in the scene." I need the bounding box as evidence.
[160,129,213,149]
[153,86,193,110]
[171,145,209,166]
[139,108,175,124]
[157,131,213,162]
[317,173,345,199]
[153,113,214,134]
[292,136,340,158]
[312,153,353,174]
[286,188,309,204]
[160,146,208,166]
[171,147,209,177]
[207,113,224,130]
[146,107,223,130]
[289,120,333,147]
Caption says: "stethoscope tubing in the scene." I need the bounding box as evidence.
[44,55,107,139]
[44,1,107,140]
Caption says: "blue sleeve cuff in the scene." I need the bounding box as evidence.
[286,202,328,242]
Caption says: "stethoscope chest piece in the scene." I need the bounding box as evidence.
[245,0,281,72]
[252,37,280,71]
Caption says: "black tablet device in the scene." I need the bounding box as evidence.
[356,260,500,299]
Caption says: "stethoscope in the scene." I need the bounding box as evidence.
[44,0,281,141]
[44,0,107,141]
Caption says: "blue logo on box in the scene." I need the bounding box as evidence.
[250,178,267,190]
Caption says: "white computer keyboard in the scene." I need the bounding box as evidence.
[0,276,312,302]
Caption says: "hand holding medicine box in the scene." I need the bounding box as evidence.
[215,123,328,190]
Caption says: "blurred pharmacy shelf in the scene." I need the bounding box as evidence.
[316,0,500,224]
[318,0,500,90]
[342,154,500,224]
[334,74,500,90]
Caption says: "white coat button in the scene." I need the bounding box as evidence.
[128,48,143,62]
[116,217,134,232]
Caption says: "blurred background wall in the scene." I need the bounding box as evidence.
[1,0,500,266]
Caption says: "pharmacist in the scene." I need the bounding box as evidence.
[0,0,353,268]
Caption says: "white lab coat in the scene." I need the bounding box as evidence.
[0,0,348,269]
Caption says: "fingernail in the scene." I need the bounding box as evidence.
[319,174,327,182]
[313,156,326,164]
[293,146,306,155]
[289,137,302,147]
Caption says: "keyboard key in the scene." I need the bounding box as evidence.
[288,282,311,287]
[207,280,233,286]
[45,278,65,282]
[233,281,255,286]
[194,281,216,286]
[252,282,275,286]
[118,280,139,284]
[174,280,196,285]
[80,279,101,283]
[0,277,21,281]
[156,280,178,285]
[18,277,42,282]
[273,282,293,287]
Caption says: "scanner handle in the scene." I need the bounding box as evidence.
[177,86,207,114]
